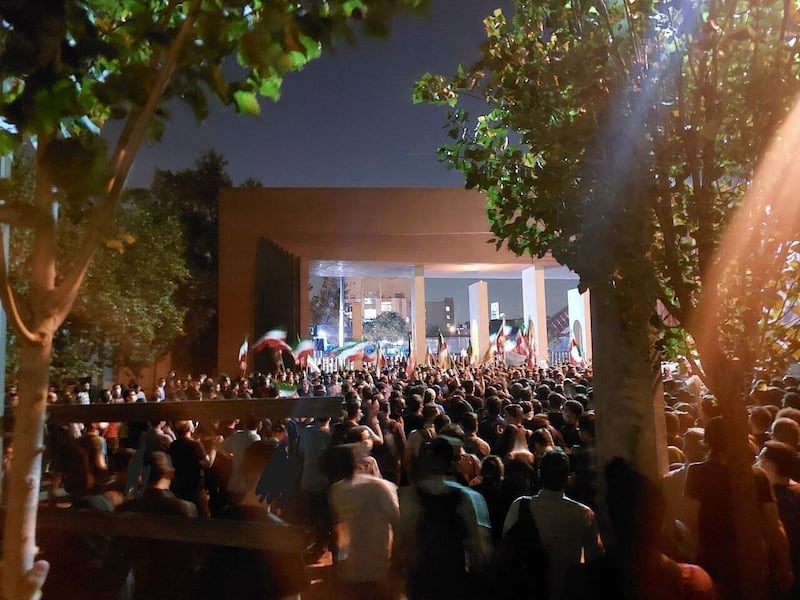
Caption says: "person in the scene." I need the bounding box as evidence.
[299,415,333,562]
[394,436,492,600]
[756,440,800,600]
[502,449,604,600]
[471,455,511,545]
[191,441,309,600]
[219,414,262,501]
[328,444,400,599]
[168,420,222,518]
[564,457,718,600]
[116,451,199,600]
[683,416,793,599]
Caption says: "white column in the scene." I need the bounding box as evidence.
[410,266,427,363]
[352,301,363,370]
[568,288,590,364]
[468,281,490,363]
[522,266,549,367]
[582,289,593,366]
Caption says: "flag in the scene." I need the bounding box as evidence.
[437,333,450,369]
[253,329,292,354]
[569,337,587,368]
[425,346,435,367]
[274,380,298,398]
[292,339,316,365]
[527,318,537,369]
[363,342,380,363]
[406,336,416,378]
[466,338,474,365]
[237,336,249,372]
[306,355,321,374]
[495,318,507,354]
[480,343,494,365]
[334,341,366,364]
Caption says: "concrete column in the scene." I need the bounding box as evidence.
[468,281,490,363]
[410,266,427,363]
[521,266,548,367]
[299,258,310,340]
[567,288,590,365]
[352,301,363,370]
[582,289,593,366]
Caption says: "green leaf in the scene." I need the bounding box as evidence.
[233,90,261,115]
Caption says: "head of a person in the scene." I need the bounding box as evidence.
[415,437,457,480]
[345,425,375,451]
[771,417,800,448]
[703,416,726,455]
[480,454,504,483]
[682,427,708,462]
[562,399,584,424]
[539,449,570,491]
[531,427,555,453]
[145,451,176,485]
[757,440,800,482]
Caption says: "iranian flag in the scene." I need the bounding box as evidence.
[274,380,298,398]
[527,318,537,369]
[363,342,380,363]
[334,341,366,364]
[293,339,316,365]
[437,333,450,369]
[253,329,293,353]
[237,336,249,372]
[569,337,587,368]
[406,337,417,379]
[495,318,507,354]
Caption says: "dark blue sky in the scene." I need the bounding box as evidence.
[126,0,513,189]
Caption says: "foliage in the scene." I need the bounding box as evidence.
[150,150,231,376]
[363,310,407,342]
[414,0,800,389]
[3,147,188,385]
[310,276,346,332]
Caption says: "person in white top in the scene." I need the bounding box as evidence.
[328,444,399,600]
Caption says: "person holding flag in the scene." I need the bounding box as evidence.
[237,336,248,375]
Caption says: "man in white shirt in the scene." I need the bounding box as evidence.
[503,449,604,600]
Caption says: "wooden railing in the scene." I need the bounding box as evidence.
[35,396,345,553]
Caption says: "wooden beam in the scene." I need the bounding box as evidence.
[36,507,309,553]
[45,397,343,425]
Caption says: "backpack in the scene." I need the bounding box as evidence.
[408,486,471,599]
[491,496,549,594]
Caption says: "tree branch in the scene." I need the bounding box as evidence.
[0,227,39,344]
[45,0,202,317]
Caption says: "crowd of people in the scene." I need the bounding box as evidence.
[15,358,800,599]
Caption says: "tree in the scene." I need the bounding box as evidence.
[415,2,799,596]
[150,150,232,377]
[363,311,407,342]
[310,277,346,333]
[3,147,188,386]
[0,1,424,597]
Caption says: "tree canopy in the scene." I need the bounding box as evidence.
[414,0,800,391]
[363,310,408,342]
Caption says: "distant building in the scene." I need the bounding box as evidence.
[425,296,455,336]
[345,277,411,322]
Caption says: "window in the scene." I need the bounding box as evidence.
[381,301,393,312]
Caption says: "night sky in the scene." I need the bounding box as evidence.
[125,0,513,188]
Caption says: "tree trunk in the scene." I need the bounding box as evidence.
[590,278,668,539]
[2,337,52,600]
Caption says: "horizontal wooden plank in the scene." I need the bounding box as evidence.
[45,397,343,424]
[36,507,309,553]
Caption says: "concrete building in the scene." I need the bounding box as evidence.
[217,187,589,374]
